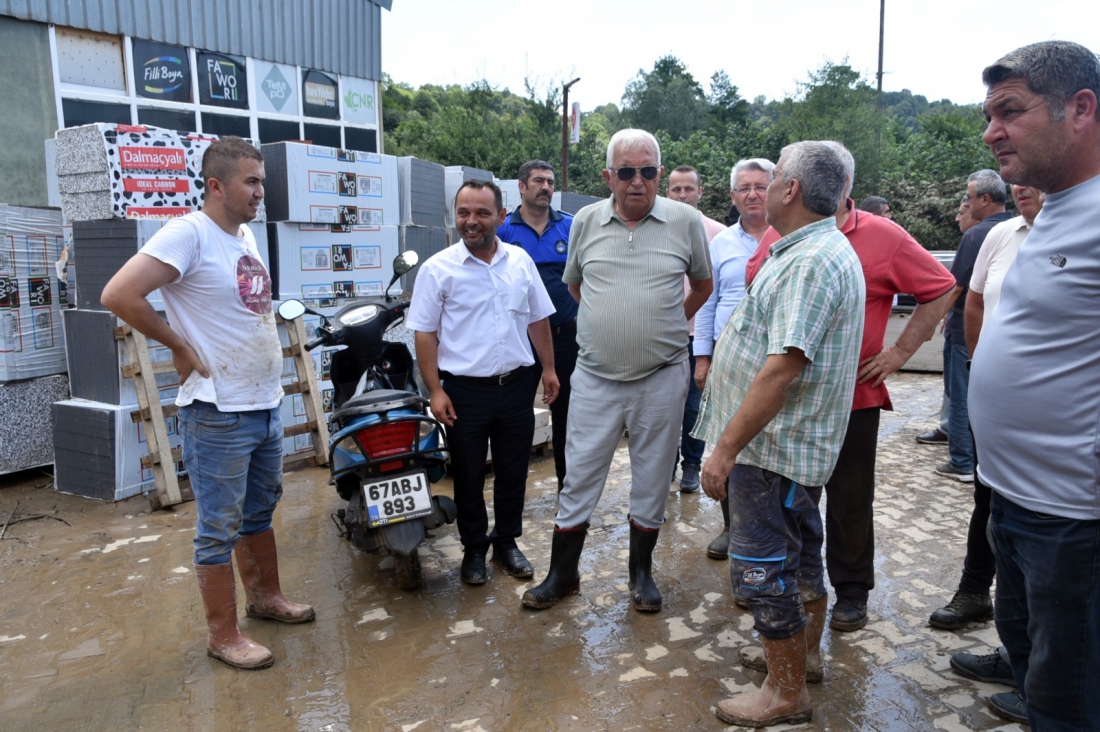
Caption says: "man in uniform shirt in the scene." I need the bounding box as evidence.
[497,160,575,492]
[522,129,712,614]
[408,180,559,586]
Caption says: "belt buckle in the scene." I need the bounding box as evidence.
[498,371,509,385]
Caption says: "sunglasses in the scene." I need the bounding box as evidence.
[610,166,660,182]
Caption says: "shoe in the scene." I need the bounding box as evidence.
[950,647,1014,685]
[706,494,731,559]
[628,519,662,612]
[830,598,868,631]
[679,464,701,493]
[194,562,274,670]
[716,630,813,727]
[460,550,488,585]
[234,529,315,624]
[491,546,534,578]
[988,690,1029,724]
[739,596,827,683]
[935,462,975,482]
[917,429,948,445]
[929,591,993,630]
[522,523,588,609]
[735,595,750,610]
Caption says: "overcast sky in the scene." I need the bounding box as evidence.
[382,0,1100,111]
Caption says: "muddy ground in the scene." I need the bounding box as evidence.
[0,373,1024,731]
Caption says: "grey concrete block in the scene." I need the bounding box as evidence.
[558,192,604,215]
[397,157,446,227]
[399,226,448,293]
[0,375,71,475]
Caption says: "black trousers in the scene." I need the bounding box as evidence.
[959,439,996,594]
[823,407,881,603]
[443,370,535,554]
[530,321,578,481]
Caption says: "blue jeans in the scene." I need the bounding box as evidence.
[728,465,826,640]
[943,337,974,472]
[179,401,284,565]
[678,337,705,470]
[990,492,1100,730]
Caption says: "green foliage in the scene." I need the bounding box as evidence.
[382,56,997,250]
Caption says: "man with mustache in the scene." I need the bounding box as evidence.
[408,180,559,586]
[498,160,576,493]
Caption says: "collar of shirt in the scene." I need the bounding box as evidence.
[768,217,839,260]
[457,237,509,266]
[597,195,669,226]
[507,205,564,228]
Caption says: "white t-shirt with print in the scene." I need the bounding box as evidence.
[140,212,283,411]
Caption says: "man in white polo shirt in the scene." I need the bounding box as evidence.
[408,180,558,587]
[522,128,712,614]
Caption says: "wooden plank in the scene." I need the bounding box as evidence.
[140,446,183,470]
[122,330,183,508]
[147,480,194,511]
[282,420,318,438]
[130,403,179,423]
[278,314,330,466]
[121,361,178,378]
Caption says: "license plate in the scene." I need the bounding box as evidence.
[362,471,433,528]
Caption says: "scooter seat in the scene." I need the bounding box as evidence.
[331,389,426,427]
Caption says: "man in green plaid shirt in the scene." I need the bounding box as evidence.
[693,141,865,728]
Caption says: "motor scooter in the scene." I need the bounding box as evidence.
[277,251,456,589]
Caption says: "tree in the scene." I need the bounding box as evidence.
[621,56,710,140]
[708,70,750,129]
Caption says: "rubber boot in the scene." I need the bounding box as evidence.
[706,494,731,559]
[522,523,588,609]
[194,562,274,670]
[234,529,315,624]
[717,630,813,727]
[739,595,827,683]
[628,519,662,613]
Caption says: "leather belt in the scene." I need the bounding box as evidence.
[552,318,577,335]
[441,365,529,386]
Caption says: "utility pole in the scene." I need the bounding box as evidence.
[561,77,580,192]
[875,0,885,194]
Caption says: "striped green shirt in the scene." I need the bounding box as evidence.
[693,217,865,486]
[564,196,712,381]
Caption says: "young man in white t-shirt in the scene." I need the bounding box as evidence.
[102,137,313,671]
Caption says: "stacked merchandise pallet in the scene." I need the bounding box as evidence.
[397,157,448,294]
[0,205,72,476]
[260,141,403,451]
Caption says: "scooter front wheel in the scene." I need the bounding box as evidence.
[394,551,422,590]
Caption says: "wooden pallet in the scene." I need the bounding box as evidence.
[116,314,329,511]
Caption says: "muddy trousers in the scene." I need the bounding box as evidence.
[556,362,689,530]
[822,408,880,604]
[179,401,284,566]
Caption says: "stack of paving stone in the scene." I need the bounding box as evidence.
[396,156,448,293]
[0,205,73,476]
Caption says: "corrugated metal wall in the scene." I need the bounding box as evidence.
[0,0,386,80]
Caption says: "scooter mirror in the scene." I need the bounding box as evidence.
[277,299,307,321]
[393,251,419,275]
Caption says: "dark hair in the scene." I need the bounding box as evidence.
[983,41,1100,121]
[860,196,888,215]
[518,160,555,184]
[456,179,503,213]
[778,142,846,216]
[671,165,701,186]
[201,136,263,185]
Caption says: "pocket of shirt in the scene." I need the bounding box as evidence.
[506,283,531,315]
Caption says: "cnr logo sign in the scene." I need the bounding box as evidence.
[344,89,375,112]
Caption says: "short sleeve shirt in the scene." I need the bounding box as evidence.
[497,206,577,327]
[564,196,711,381]
[969,215,1030,329]
[693,218,866,486]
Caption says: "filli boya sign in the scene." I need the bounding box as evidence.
[132,40,191,103]
[198,51,248,109]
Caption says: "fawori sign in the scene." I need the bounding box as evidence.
[342,76,378,126]
[132,40,191,103]
[303,69,339,120]
[254,60,298,115]
[198,51,248,109]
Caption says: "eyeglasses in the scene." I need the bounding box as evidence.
[734,185,768,196]
[610,166,659,182]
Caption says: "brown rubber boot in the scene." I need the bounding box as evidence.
[717,630,812,727]
[739,595,827,683]
[234,529,315,624]
[194,562,274,670]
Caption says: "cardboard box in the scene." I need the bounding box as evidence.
[0,205,70,381]
[267,223,400,303]
[52,397,186,501]
[0,375,70,475]
[397,157,446,227]
[261,143,399,226]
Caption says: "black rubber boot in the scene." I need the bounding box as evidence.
[706,495,731,559]
[521,523,588,610]
[628,519,662,612]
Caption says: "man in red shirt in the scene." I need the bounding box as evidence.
[742,142,956,643]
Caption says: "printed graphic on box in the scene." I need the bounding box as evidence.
[309,171,339,195]
[27,278,50,307]
[0,277,18,309]
[357,175,382,197]
[332,245,353,271]
[0,311,21,353]
[355,281,384,297]
[301,248,332,271]
[354,246,381,269]
[322,388,334,413]
[320,350,332,380]
[32,309,53,349]
[25,237,48,275]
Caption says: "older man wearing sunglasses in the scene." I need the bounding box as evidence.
[522,128,713,614]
